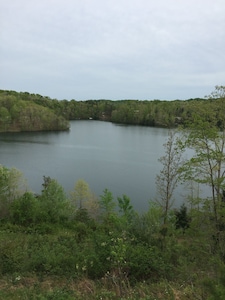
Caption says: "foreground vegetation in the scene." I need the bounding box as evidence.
[1,169,225,300]
[0,86,225,299]
[1,173,225,300]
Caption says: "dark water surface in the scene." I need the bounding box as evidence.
[0,120,172,211]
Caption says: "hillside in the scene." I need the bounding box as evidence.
[0,90,69,132]
[0,88,224,131]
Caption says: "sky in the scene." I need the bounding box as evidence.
[1,0,225,101]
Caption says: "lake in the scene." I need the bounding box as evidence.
[0,120,179,212]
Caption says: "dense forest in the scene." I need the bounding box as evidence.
[0,90,70,132]
[0,87,224,131]
[0,86,225,299]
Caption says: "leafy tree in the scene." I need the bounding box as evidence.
[130,202,162,245]
[117,194,134,215]
[83,192,100,220]
[38,176,70,223]
[174,204,191,232]
[10,192,38,225]
[99,189,116,215]
[117,194,135,227]
[70,179,92,209]
[99,189,117,227]
[0,107,11,131]
[181,86,225,228]
[0,165,27,219]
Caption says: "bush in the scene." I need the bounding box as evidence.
[10,192,38,226]
[127,243,172,282]
[203,264,225,299]
[0,232,27,274]
[175,204,191,232]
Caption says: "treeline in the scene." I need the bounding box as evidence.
[1,88,225,131]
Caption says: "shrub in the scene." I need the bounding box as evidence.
[127,243,172,282]
[175,204,191,232]
[0,165,27,220]
[10,192,38,226]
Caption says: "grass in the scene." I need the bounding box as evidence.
[0,275,207,300]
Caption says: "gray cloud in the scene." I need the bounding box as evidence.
[1,0,225,100]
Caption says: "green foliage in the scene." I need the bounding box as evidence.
[127,243,172,282]
[180,87,225,230]
[0,165,27,219]
[117,194,134,217]
[0,91,69,132]
[1,87,225,131]
[10,192,38,226]
[203,264,225,299]
[99,189,118,228]
[38,176,71,224]
[74,208,91,223]
[70,179,92,209]
[70,179,100,221]
[0,107,11,130]
[0,230,28,274]
[174,204,191,232]
[99,189,116,213]
[130,203,163,244]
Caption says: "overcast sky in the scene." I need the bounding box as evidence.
[1,0,225,100]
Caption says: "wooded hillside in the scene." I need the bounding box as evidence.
[1,89,224,131]
[0,90,69,132]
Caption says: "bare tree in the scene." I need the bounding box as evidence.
[156,130,184,224]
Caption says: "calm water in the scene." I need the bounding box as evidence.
[0,120,173,211]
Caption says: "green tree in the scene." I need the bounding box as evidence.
[70,179,92,209]
[0,165,27,219]
[99,189,116,215]
[0,107,11,131]
[181,86,225,228]
[130,203,162,245]
[10,192,38,225]
[83,192,99,220]
[38,176,70,223]
[179,86,225,259]
[174,204,191,232]
[99,189,117,226]
[117,194,135,226]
